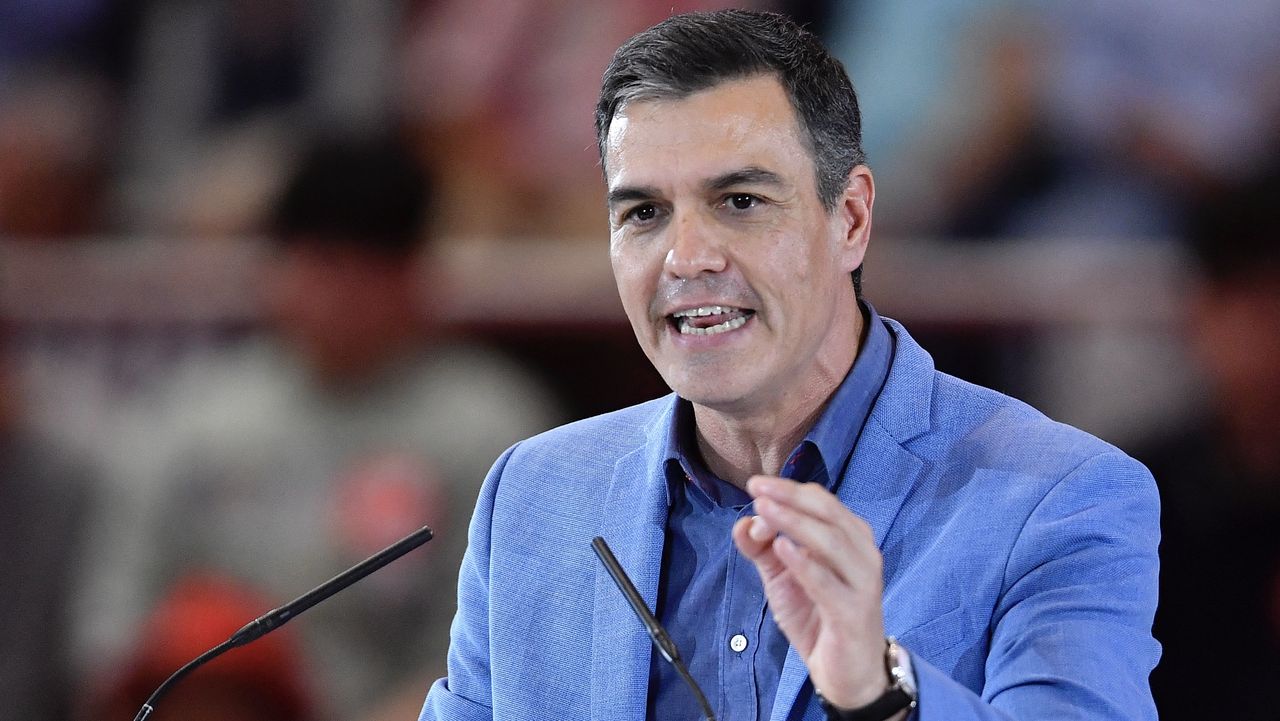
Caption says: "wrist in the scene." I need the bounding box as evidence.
[817,638,917,721]
[818,672,890,710]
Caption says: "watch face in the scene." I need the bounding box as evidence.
[888,640,918,698]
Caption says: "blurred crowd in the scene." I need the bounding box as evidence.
[1,1,1279,720]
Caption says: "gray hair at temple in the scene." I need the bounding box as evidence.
[595,9,867,293]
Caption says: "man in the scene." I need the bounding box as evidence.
[420,10,1159,721]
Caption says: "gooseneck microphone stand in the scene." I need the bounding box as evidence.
[132,524,433,721]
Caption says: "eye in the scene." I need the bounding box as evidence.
[622,203,659,223]
[726,193,759,211]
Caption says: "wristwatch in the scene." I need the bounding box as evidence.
[817,637,918,721]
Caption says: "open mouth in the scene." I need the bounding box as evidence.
[669,305,755,336]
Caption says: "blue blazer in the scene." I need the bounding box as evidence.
[420,319,1160,720]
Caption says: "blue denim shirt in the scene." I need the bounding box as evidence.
[648,302,895,721]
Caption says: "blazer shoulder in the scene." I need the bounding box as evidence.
[920,370,1146,484]
[513,395,669,457]
[487,396,672,494]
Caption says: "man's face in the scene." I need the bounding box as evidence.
[605,74,871,415]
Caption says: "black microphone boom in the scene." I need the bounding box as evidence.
[592,536,717,721]
[132,524,434,721]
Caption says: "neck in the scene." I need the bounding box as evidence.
[692,398,826,487]
[692,305,865,488]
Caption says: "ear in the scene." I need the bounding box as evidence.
[834,164,874,273]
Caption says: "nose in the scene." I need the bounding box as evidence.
[663,211,726,279]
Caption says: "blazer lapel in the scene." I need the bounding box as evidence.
[769,425,928,721]
[843,318,934,549]
[773,643,824,721]
[839,423,928,550]
[590,399,676,721]
[771,318,934,721]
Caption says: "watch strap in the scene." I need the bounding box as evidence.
[818,686,914,721]
[816,637,917,721]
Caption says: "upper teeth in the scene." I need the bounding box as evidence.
[673,305,736,318]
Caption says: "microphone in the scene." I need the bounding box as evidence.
[132,524,434,721]
[591,536,717,721]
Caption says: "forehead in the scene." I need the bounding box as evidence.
[603,75,813,190]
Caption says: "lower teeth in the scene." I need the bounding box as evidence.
[681,314,749,336]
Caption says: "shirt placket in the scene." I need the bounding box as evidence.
[720,501,766,721]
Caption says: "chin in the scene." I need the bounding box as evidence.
[666,374,754,410]
[657,347,761,399]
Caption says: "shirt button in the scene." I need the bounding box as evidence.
[729,634,748,653]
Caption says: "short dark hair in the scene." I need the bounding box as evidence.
[595,9,866,294]
[271,134,431,257]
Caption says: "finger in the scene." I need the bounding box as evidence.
[751,493,868,555]
[770,533,859,611]
[732,514,772,555]
[749,477,877,562]
[747,476,844,520]
[752,495,880,589]
[749,476,874,543]
[732,515,787,580]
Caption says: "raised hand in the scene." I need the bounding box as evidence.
[731,475,893,712]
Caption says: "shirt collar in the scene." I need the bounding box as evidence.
[660,301,896,506]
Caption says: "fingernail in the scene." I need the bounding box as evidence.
[748,516,772,541]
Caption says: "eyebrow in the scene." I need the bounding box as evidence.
[704,166,788,193]
[607,167,788,209]
[606,185,661,209]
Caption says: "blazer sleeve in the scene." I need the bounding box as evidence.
[419,443,521,721]
[912,451,1162,720]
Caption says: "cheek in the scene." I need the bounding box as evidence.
[611,239,660,303]
[754,230,824,293]
[611,262,652,326]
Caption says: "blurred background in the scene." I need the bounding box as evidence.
[1,1,1278,720]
